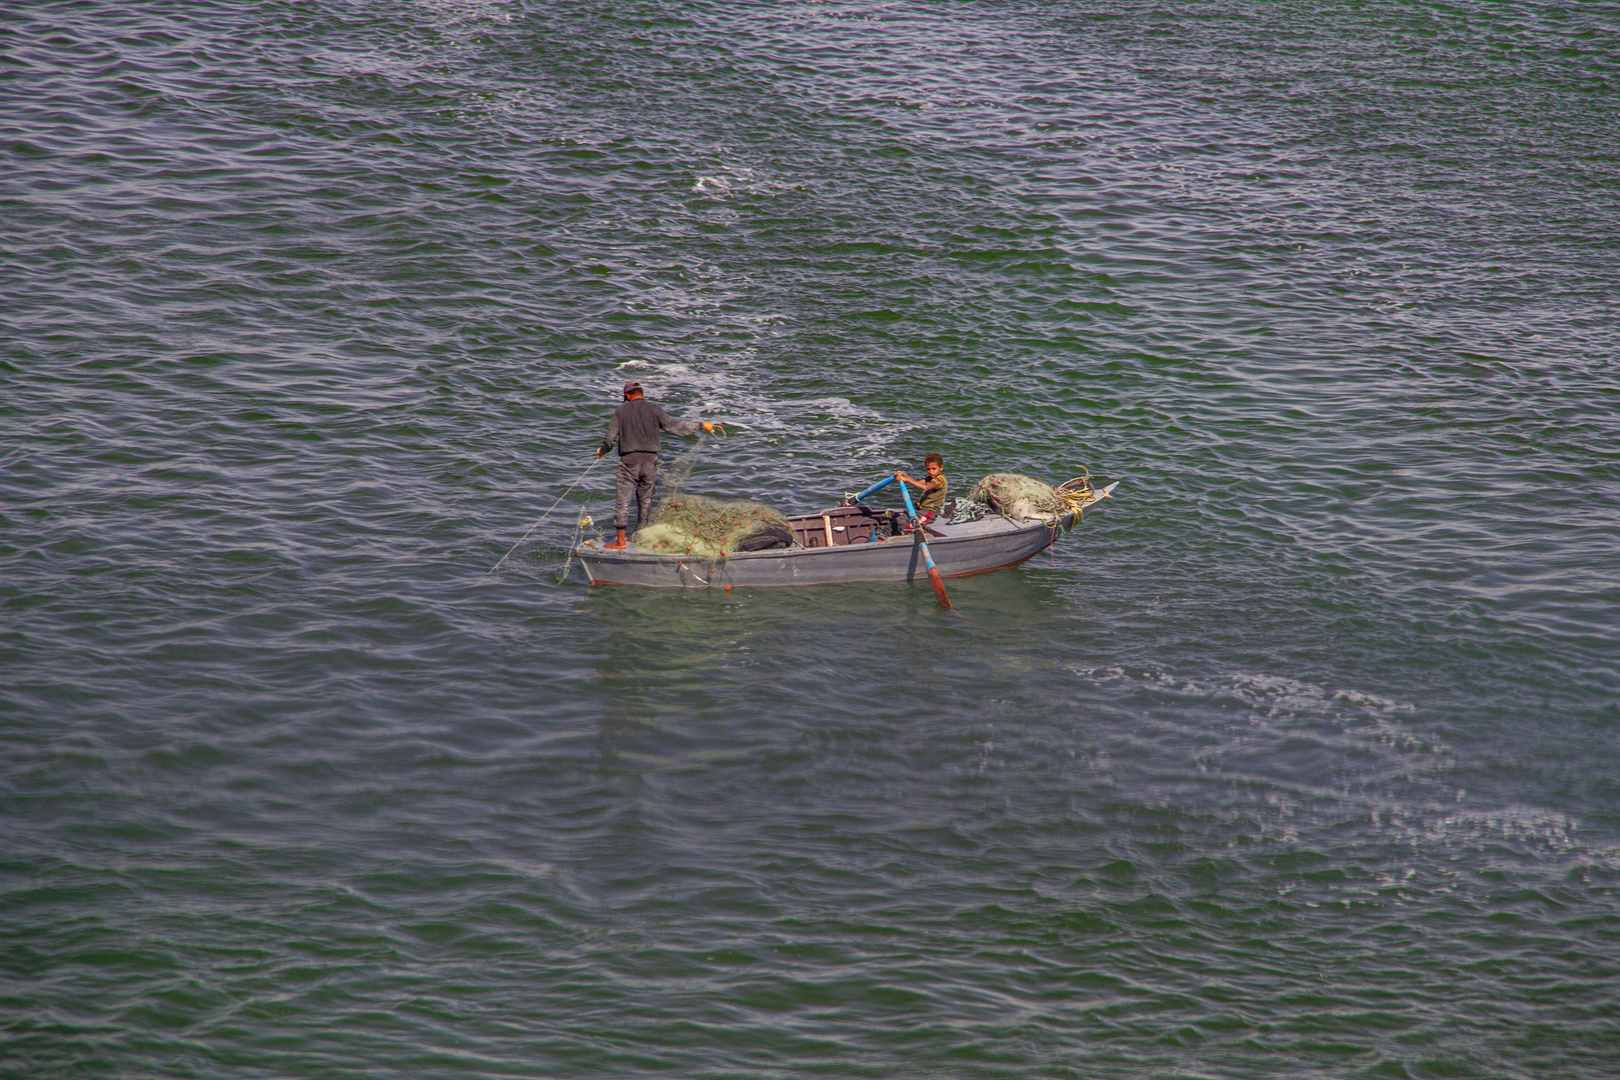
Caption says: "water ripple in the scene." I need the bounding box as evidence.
[4,0,1619,1076]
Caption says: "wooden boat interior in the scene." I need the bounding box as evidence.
[786,504,904,548]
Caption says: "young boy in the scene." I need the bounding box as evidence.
[894,453,947,531]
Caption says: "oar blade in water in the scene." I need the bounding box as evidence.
[926,560,952,609]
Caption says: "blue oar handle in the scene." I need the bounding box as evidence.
[896,477,917,518]
[851,474,897,502]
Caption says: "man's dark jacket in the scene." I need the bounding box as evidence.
[599,397,701,456]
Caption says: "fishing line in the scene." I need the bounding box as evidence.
[656,424,724,510]
[489,455,604,574]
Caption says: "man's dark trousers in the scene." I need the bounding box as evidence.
[614,452,658,531]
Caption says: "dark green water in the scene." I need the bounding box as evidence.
[4,2,1618,1076]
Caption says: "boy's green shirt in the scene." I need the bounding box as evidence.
[917,472,947,515]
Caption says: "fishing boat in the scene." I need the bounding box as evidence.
[574,478,1118,589]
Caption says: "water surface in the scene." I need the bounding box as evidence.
[3,1,1618,1076]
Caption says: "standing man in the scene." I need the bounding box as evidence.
[596,381,721,549]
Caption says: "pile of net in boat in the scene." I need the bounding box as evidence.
[632,494,793,561]
[964,473,1092,522]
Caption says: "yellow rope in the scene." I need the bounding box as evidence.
[1056,471,1095,517]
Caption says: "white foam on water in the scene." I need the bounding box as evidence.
[691,164,793,198]
[483,87,555,117]
[616,360,694,377]
[1394,806,1578,851]
[1073,664,1609,878]
[777,397,917,461]
[1085,666,1421,727]
[603,357,914,467]
[415,0,517,26]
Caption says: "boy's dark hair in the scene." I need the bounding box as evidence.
[924,452,943,468]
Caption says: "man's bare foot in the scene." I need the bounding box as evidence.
[604,539,627,550]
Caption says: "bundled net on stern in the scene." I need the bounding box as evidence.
[965,473,1093,521]
[632,494,791,561]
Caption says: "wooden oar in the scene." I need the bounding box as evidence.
[895,477,952,609]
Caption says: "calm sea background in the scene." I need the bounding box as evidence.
[4,1,1618,1077]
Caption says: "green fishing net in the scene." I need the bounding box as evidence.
[965,473,1074,519]
[633,495,790,561]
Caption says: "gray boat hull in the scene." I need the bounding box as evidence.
[575,484,1115,589]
